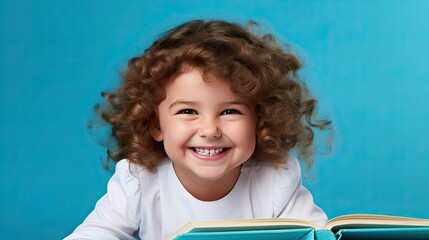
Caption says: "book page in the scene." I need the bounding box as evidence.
[325,214,429,233]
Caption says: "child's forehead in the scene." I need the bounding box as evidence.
[161,70,255,108]
[162,65,253,100]
[157,62,258,102]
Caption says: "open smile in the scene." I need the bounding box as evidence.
[190,147,230,160]
[193,147,225,156]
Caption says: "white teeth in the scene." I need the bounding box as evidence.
[194,148,224,156]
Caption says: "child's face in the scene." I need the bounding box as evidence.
[151,67,257,184]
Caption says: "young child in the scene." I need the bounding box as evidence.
[65,19,331,240]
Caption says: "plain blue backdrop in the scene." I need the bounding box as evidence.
[1,0,429,239]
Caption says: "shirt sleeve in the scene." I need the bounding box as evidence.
[64,160,141,240]
[273,157,328,227]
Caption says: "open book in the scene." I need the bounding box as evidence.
[167,214,429,240]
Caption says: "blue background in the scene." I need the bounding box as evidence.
[1,0,429,239]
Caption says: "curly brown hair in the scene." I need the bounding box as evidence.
[96,19,331,172]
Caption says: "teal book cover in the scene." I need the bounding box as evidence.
[173,228,316,240]
[168,214,429,240]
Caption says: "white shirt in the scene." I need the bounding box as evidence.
[65,156,327,239]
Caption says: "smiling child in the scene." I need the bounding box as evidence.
[65,19,332,239]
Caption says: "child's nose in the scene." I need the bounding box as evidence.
[198,119,221,139]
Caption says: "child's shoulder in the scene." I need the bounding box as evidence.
[113,159,166,187]
[243,155,302,190]
[112,159,167,202]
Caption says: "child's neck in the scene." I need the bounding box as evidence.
[173,164,242,202]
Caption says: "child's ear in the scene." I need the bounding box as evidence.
[150,124,164,142]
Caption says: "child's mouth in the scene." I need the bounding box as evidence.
[193,147,225,156]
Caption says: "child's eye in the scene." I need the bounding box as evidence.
[177,109,198,115]
[221,109,241,115]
